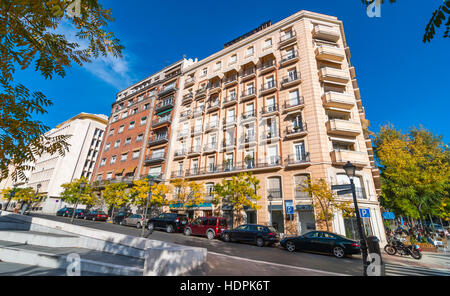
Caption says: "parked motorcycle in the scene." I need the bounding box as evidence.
[384,237,422,260]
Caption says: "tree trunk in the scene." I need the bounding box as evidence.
[418,205,425,234]
[111,204,115,221]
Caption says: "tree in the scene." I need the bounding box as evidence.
[362,0,450,42]
[60,176,96,207]
[129,179,170,210]
[1,187,39,209]
[213,173,261,225]
[300,178,352,232]
[373,124,450,229]
[102,182,129,220]
[170,178,206,207]
[0,0,123,182]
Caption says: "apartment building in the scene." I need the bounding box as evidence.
[169,10,385,242]
[91,59,195,189]
[21,113,108,214]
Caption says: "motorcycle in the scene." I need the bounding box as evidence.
[384,237,422,260]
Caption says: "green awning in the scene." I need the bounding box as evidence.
[156,108,173,115]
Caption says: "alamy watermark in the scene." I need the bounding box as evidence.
[366,0,382,18]
[367,253,382,276]
[67,0,81,18]
[66,253,81,276]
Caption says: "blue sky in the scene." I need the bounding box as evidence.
[17,0,449,142]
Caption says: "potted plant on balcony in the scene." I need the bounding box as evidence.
[244,155,255,169]
[293,125,300,133]
[267,131,272,139]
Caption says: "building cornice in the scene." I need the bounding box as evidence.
[56,113,108,128]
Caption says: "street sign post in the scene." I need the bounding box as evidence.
[337,189,353,195]
[285,200,294,234]
[360,208,371,218]
[331,184,352,191]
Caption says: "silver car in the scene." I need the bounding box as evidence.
[121,214,146,229]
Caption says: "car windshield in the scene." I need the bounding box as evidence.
[97,212,106,215]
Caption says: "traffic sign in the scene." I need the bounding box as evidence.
[331,184,351,191]
[285,200,294,215]
[360,208,371,218]
[337,189,353,195]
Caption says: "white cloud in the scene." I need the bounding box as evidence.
[54,21,134,90]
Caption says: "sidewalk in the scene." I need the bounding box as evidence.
[382,250,450,272]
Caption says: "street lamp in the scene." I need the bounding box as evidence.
[23,183,41,215]
[268,193,273,227]
[344,161,369,276]
[141,176,161,238]
[71,181,86,224]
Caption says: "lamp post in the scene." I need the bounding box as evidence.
[268,193,273,226]
[344,161,369,276]
[71,181,86,224]
[23,183,41,215]
[141,176,161,238]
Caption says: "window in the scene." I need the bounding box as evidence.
[132,150,140,159]
[140,116,147,125]
[110,156,116,164]
[105,143,110,151]
[112,115,118,122]
[96,174,102,182]
[148,166,162,178]
[143,103,150,110]
[138,95,144,102]
[121,153,128,162]
[121,112,127,119]
[109,129,114,136]
[136,134,143,142]
[289,90,300,105]
[332,141,355,151]
[230,54,237,64]
[207,156,215,172]
[246,46,254,57]
[294,175,310,199]
[129,121,135,129]
[264,38,272,48]
[336,174,366,199]
[114,140,120,148]
[106,172,113,180]
[152,148,165,158]
[201,68,208,76]
[267,176,282,198]
[118,125,124,134]
[128,99,134,106]
[125,137,131,145]
[131,108,138,115]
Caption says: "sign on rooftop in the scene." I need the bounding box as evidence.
[224,21,272,48]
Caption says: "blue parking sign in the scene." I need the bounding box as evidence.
[360,208,370,218]
[285,200,294,215]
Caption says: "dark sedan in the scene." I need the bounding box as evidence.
[221,224,280,247]
[147,213,188,233]
[280,231,361,258]
[74,209,89,219]
[56,207,74,217]
[84,210,109,221]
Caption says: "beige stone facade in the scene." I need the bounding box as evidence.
[168,10,386,243]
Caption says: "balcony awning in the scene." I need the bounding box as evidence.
[329,136,356,143]
[169,202,213,210]
[114,168,124,175]
[156,108,173,115]
[124,166,136,175]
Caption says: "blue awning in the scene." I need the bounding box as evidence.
[382,212,396,220]
[169,202,212,209]
[296,205,314,211]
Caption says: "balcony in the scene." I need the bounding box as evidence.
[177,129,189,139]
[330,149,368,167]
[184,77,195,88]
[279,30,297,47]
[315,45,345,62]
[313,25,340,42]
[208,82,221,94]
[171,170,185,178]
[188,146,202,156]
[260,81,277,96]
[158,84,177,97]
[191,125,203,135]
[195,88,207,99]
[240,87,257,102]
[144,153,166,165]
[179,110,191,121]
[244,134,257,146]
[182,93,193,105]
[261,130,280,143]
[223,95,238,107]
[326,119,361,136]
[241,110,256,122]
[154,97,174,113]
[280,51,299,67]
[203,143,218,154]
[322,92,355,109]
[261,104,279,117]
[223,116,237,128]
[148,134,168,147]
[193,106,205,117]
[241,67,256,81]
[173,149,187,159]
[285,153,311,168]
[260,60,277,75]
[281,73,301,88]
[204,120,219,132]
[152,116,171,128]
[318,67,349,84]
[285,123,308,139]
[223,75,238,88]
[283,97,305,113]
[207,100,220,112]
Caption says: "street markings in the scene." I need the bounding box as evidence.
[384,263,450,276]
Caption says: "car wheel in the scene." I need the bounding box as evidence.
[148,223,154,231]
[223,233,231,242]
[333,246,345,258]
[256,237,265,247]
[136,222,142,229]
[166,224,174,233]
[184,227,192,236]
[286,241,296,252]
[119,220,124,225]
[206,230,215,240]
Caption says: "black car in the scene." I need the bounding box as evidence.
[84,210,109,221]
[74,209,89,219]
[280,231,361,258]
[221,224,280,247]
[147,213,188,233]
[113,211,132,224]
[56,207,74,217]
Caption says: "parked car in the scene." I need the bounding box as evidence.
[84,210,108,221]
[113,211,132,224]
[280,231,361,258]
[74,209,89,219]
[183,216,228,240]
[56,207,74,217]
[221,224,280,247]
[121,214,147,228]
[147,213,188,233]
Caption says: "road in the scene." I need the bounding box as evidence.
[27,213,363,276]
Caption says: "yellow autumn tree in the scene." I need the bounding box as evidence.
[300,178,352,232]
[129,179,170,209]
[60,177,96,207]
[170,178,206,207]
[102,182,129,220]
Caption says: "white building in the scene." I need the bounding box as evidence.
[25,113,108,214]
